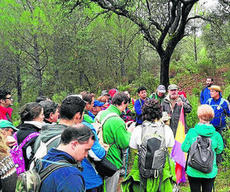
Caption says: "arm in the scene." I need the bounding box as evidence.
[134,99,142,117]
[181,96,192,114]
[114,122,131,149]
[181,131,192,153]
[200,89,204,104]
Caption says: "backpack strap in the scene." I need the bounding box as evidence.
[19,132,40,149]
[101,112,119,126]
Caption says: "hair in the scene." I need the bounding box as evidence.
[137,86,147,93]
[142,99,162,121]
[0,132,9,157]
[60,95,86,120]
[39,101,59,119]
[61,124,95,145]
[35,96,49,103]
[197,104,214,122]
[20,102,43,123]
[0,89,11,100]
[82,93,94,104]
[97,96,108,103]
[112,92,129,106]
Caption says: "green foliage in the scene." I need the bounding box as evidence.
[222,128,230,169]
[186,95,199,129]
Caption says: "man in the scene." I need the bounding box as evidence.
[134,86,147,125]
[200,78,213,104]
[34,95,106,192]
[40,125,95,192]
[206,85,230,133]
[149,85,166,104]
[39,100,59,124]
[162,84,192,136]
[34,95,86,151]
[0,89,13,122]
[99,92,134,192]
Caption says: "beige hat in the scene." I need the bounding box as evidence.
[168,84,178,90]
[208,85,222,92]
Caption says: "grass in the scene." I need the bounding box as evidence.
[179,167,230,192]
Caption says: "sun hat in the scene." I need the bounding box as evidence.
[208,85,222,92]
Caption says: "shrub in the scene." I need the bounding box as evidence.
[186,95,199,129]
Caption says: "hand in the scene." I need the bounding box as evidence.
[177,98,183,106]
[6,136,17,147]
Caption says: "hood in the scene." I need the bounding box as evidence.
[40,124,67,142]
[194,123,216,137]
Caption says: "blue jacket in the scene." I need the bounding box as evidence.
[134,99,145,124]
[206,97,230,130]
[81,121,106,190]
[200,87,211,104]
[40,148,85,192]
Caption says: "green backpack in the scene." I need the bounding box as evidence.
[16,160,77,192]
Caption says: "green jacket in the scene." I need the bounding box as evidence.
[122,150,176,192]
[181,123,224,178]
[99,105,131,169]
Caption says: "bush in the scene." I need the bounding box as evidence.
[186,94,199,129]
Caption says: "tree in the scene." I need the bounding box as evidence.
[68,0,201,88]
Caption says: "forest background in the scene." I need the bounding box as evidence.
[0,0,229,191]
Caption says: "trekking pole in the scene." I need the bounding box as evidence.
[125,148,129,178]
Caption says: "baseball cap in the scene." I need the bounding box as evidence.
[94,100,105,107]
[157,85,166,93]
[0,120,18,131]
[168,84,178,90]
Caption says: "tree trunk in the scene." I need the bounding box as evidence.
[16,55,22,103]
[193,28,198,63]
[160,55,170,89]
[33,34,43,96]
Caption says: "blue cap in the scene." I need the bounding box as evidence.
[94,100,105,107]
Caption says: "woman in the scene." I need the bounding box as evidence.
[122,99,176,192]
[16,102,44,170]
[182,104,224,192]
[0,132,17,192]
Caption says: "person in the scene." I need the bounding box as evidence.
[206,85,230,133]
[39,100,59,124]
[162,84,192,136]
[99,92,134,192]
[39,125,95,192]
[182,104,224,192]
[91,100,105,116]
[0,132,17,192]
[149,85,166,104]
[34,95,106,192]
[34,95,86,154]
[82,92,96,123]
[122,99,176,192]
[16,102,45,170]
[0,89,13,122]
[35,96,51,103]
[134,86,147,125]
[0,120,18,147]
[200,78,213,104]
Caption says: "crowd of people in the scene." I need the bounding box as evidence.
[0,78,230,192]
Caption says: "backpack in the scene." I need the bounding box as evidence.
[138,122,167,179]
[16,159,81,192]
[29,134,61,170]
[187,135,214,173]
[94,112,119,151]
[10,132,40,175]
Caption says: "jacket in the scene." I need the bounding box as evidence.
[162,95,192,136]
[81,121,105,190]
[134,99,145,124]
[206,97,230,130]
[40,148,85,192]
[99,105,131,169]
[16,123,41,170]
[34,122,106,190]
[181,123,224,178]
[0,106,13,121]
[200,87,211,104]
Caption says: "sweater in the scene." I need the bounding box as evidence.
[181,123,224,178]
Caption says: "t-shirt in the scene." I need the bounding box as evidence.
[129,121,175,149]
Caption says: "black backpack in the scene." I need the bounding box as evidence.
[188,136,214,173]
[138,122,167,179]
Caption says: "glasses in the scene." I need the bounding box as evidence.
[5,97,13,100]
